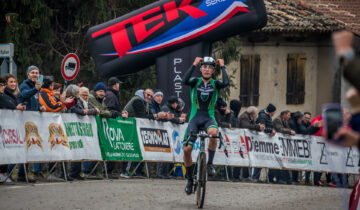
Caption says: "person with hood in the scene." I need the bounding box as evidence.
[229,100,242,128]
[88,82,112,118]
[104,77,128,119]
[39,76,74,112]
[161,96,186,124]
[124,89,167,120]
[175,98,187,124]
[252,104,276,183]
[214,98,231,128]
[19,65,45,112]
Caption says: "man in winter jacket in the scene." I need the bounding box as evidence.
[229,100,241,128]
[19,65,45,111]
[252,104,276,183]
[214,98,231,128]
[104,77,128,119]
[161,96,186,124]
[124,89,166,120]
[256,103,277,136]
[88,82,112,118]
[239,106,265,131]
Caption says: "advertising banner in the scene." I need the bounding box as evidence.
[136,118,174,162]
[312,136,359,174]
[0,110,26,164]
[96,116,142,161]
[278,133,314,171]
[243,129,282,169]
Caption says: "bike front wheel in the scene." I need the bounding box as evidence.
[196,152,207,208]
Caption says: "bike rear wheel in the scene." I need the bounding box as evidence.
[196,152,207,208]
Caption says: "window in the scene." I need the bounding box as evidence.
[286,54,306,104]
[239,55,260,106]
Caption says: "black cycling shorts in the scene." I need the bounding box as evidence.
[183,111,218,147]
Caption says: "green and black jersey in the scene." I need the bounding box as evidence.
[182,65,229,145]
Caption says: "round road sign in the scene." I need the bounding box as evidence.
[61,53,80,81]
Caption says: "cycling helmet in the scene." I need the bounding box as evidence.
[201,56,216,67]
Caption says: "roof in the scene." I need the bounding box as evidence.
[294,0,360,35]
[261,0,344,34]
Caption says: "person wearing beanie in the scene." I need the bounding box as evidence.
[39,76,74,112]
[149,89,167,121]
[88,82,112,118]
[19,65,44,111]
[104,77,128,119]
[215,98,231,129]
[252,103,277,183]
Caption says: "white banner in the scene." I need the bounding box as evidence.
[0,110,26,164]
[244,129,282,169]
[312,136,359,174]
[0,110,102,164]
[136,118,174,162]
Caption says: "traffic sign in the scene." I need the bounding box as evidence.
[61,53,80,81]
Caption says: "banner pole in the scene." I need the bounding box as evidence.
[48,162,58,175]
[145,162,150,179]
[89,161,100,175]
[4,164,17,182]
[131,162,141,176]
[225,166,230,182]
[23,164,29,184]
[62,162,67,182]
[103,161,108,179]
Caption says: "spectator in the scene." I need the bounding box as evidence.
[19,65,45,112]
[78,87,99,115]
[0,76,23,110]
[104,77,128,119]
[1,76,36,183]
[256,104,276,136]
[104,77,129,179]
[229,100,242,128]
[273,110,295,135]
[39,76,74,112]
[239,106,265,131]
[252,104,276,183]
[214,98,231,128]
[88,82,112,118]
[272,110,294,184]
[124,89,164,177]
[124,89,166,120]
[52,82,63,102]
[302,112,312,128]
[229,100,249,181]
[149,90,168,122]
[175,98,187,124]
[161,96,185,124]
[289,111,320,135]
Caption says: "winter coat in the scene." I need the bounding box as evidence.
[4,87,19,106]
[256,109,274,133]
[77,97,98,115]
[214,109,231,128]
[0,92,17,109]
[273,115,292,135]
[104,88,122,118]
[239,111,261,131]
[161,103,181,124]
[230,110,240,128]
[289,118,319,135]
[123,90,153,119]
[19,79,40,111]
[39,88,66,112]
[149,99,162,115]
[88,91,112,118]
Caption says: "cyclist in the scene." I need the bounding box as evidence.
[182,56,229,195]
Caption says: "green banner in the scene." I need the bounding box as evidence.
[96,116,142,161]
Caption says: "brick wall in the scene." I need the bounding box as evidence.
[294,0,360,35]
